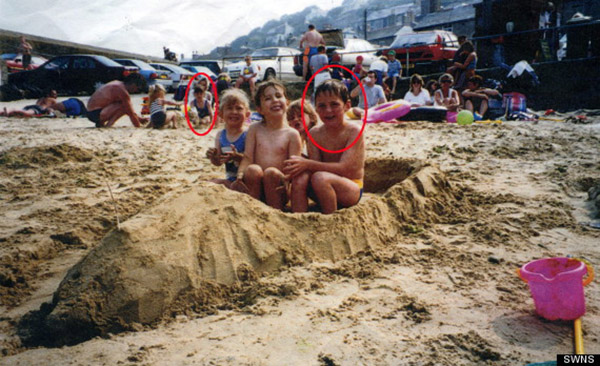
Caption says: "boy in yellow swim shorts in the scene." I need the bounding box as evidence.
[284,79,365,214]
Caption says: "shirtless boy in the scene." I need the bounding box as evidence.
[233,80,302,210]
[86,73,148,128]
[284,79,365,214]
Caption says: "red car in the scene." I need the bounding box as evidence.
[383,30,459,75]
[1,53,48,73]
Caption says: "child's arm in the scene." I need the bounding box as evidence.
[448,90,460,109]
[161,99,183,106]
[285,127,364,178]
[462,89,487,100]
[234,125,257,180]
[206,130,224,166]
[454,52,475,70]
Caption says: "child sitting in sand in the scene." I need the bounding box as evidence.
[189,85,213,125]
[284,79,365,214]
[286,99,319,154]
[147,84,182,129]
[232,80,302,210]
[206,89,250,188]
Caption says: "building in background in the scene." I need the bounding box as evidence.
[414,0,482,38]
[366,3,421,46]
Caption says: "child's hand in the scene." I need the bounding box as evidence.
[228,145,244,163]
[283,155,310,178]
[206,148,221,165]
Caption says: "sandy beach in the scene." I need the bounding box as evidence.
[0,95,599,365]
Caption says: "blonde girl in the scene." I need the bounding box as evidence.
[148,84,182,129]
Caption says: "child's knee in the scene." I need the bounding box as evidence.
[263,167,284,183]
[292,172,311,189]
[310,171,330,188]
[245,164,263,180]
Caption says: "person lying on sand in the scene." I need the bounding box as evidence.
[1,89,57,117]
[284,79,365,214]
[232,80,302,210]
[86,73,148,128]
[206,89,250,188]
[50,98,87,117]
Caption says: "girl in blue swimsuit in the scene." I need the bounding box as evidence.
[189,85,213,125]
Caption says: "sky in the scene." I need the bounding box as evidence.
[0,0,344,58]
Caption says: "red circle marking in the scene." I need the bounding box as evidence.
[184,73,218,136]
[301,64,367,154]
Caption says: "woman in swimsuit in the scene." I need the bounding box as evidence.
[434,73,460,112]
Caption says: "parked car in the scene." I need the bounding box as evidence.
[113,58,171,91]
[1,53,48,73]
[382,30,459,75]
[179,60,223,76]
[335,38,380,68]
[149,62,194,91]
[179,65,217,82]
[224,47,301,82]
[8,54,138,95]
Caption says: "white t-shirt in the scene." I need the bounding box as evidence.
[358,84,386,109]
[242,64,257,79]
[404,89,430,106]
[369,59,388,73]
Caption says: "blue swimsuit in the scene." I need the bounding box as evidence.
[219,129,247,181]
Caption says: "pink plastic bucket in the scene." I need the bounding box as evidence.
[519,257,593,320]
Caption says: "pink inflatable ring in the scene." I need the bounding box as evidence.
[366,100,411,123]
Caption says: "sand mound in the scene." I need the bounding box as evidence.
[21,158,466,346]
[0,144,94,169]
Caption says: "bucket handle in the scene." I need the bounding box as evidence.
[517,259,594,286]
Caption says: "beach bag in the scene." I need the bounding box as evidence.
[487,98,505,119]
[503,92,527,114]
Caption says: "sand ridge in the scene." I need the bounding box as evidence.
[0,98,599,364]
[28,158,466,345]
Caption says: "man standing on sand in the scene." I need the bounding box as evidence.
[86,73,148,128]
[18,36,33,70]
[299,24,325,80]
